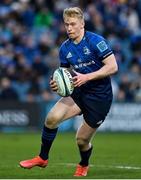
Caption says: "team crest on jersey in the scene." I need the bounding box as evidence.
[66,52,72,58]
[83,46,91,55]
[96,40,108,52]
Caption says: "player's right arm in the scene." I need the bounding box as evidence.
[50,41,70,92]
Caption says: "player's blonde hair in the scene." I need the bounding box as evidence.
[63,7,84,20]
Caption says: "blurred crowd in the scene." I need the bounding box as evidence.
[0,0,141,102]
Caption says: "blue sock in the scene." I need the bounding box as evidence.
[39,125,58,160]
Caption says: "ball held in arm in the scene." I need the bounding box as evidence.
[53,68,74,97]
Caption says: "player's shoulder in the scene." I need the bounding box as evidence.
[59,38,71,51]
[85,31,105,43]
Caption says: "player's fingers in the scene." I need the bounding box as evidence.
[50,80,58,90]
[50,79,56,85]
[73,79,81,87]
[50,83,57,88]
[50,83,58,91]
[52,87,58,91]
[72,76,78,82]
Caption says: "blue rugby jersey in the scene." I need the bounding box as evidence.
[59,31,113,101]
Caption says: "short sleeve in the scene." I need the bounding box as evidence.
[59,44,70,68]
[90,35,113,61]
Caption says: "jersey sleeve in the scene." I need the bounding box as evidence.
[59,44,70,68]
[91,35,113,61]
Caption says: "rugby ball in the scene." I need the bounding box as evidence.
[53,68,74,97]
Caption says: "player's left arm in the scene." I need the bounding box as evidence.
[73,54,118,87]
[87,54,118,80]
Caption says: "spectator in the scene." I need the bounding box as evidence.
[0,0,141,102]
[34,7,54,28]
[0,77,19,100]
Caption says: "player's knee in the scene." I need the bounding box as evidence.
[45,112,60,129]
[76,137,89,147]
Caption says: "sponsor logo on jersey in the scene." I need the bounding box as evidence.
[83,46,91,55]
[66,52,72,58]
[96,40,108,52]
[73,60,95,69]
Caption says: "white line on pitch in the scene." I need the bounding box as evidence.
[56,163,141,170]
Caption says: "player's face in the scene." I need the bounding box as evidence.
[64,16,84,42]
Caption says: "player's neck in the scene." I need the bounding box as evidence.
[73,29,85,44]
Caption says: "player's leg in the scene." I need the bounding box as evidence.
[76,121,96,163]
[45,96,81,129]
[39,96,81,161]
[74,121,97,176]
[20,96,81,169]
[74,98,112,176]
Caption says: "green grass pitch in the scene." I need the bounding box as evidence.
[0,132,141,179]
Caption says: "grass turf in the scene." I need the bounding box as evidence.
[0,132,141,179]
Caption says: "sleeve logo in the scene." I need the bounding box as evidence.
[96,40,108,52]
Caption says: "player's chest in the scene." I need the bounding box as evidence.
[66,45,95,65]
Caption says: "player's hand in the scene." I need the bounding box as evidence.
[73,72,89,87]
[50,79,58,92]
